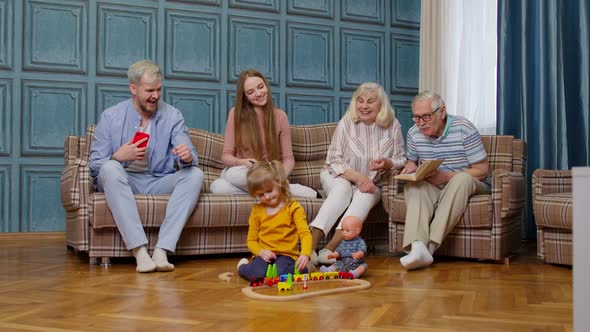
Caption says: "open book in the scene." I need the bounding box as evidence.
[394,159,444,181]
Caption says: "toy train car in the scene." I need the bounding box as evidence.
[251,269,357,288]
[287,270,355,282]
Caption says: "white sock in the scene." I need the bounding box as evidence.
[133,246,156,273]
[237,258,249,270]
[152,248,174,272]
[400,241,433,271]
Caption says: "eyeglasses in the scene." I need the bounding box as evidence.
[411,107,441,123]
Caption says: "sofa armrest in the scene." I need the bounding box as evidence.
[61,134,93,212]
[63,135,79,166]
[61,158,92,212]
[532,169,572,199]
[381,169,404,214]
[491,169,526,222]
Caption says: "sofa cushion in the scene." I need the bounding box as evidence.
[482,135,514,172]
[189,128,225,192]
[89,193,326,229]
[533,192,573,230]
[190,124,338,192]
[291,123,336,161]
[389,193,492,229]
[289,123,337,190]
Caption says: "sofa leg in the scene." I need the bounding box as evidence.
[100,257,111,268]
[89,257,98,265]
[501,254,515,265]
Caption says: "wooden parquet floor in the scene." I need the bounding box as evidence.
[0,233,572,332]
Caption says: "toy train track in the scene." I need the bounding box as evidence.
[242,278,371,301]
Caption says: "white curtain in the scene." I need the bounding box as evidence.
[419,0,497,134]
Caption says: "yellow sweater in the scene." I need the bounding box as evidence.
[247,199,312,260]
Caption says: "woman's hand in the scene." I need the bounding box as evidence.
[355,175,377,193]
[239,158,257,169]
[295,255,310,272]
[342,170,377,193]
[257,249,277,262]
[369,158,392,171]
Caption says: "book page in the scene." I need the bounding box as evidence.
[394,159,443,181]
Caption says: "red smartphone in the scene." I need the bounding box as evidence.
[132,132,149,148]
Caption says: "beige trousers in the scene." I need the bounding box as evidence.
[402,172,490,251]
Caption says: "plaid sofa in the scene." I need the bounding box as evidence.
[532,169,572,265]
[61,123,391,265]
[383,136,527,262]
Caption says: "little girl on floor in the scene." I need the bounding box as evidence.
[237,161,312,281]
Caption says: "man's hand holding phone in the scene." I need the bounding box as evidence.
[132,132,149,148]
[111,132,149,162]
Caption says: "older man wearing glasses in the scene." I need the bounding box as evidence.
[398,91,490,270]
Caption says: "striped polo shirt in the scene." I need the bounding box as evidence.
[406,115,487,174]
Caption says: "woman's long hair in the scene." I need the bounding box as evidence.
[234,69,280,161]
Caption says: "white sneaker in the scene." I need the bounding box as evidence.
[237,258,249,270]
[318,248,336,265]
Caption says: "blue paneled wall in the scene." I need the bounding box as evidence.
[0,0,420,232]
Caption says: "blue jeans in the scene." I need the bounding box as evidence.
[239,255,306,282]
[96,160,204,252]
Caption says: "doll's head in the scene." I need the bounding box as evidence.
[341,216,363,241]
[247,160,290,207]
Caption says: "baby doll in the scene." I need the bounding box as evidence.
[319,216,367,278]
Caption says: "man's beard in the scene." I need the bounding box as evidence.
[140,100,157,115]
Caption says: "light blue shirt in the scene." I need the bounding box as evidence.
[406,114,489,185]
[90,99,198,178]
